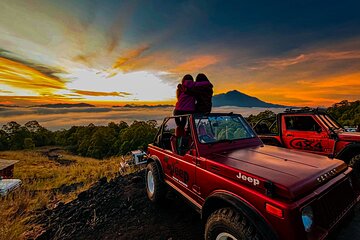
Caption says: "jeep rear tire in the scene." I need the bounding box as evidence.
[205,208,262,240]
[146,162,166,203]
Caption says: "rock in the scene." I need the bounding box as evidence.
[131,176,142,183]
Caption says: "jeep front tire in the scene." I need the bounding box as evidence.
[205,208,262,240]
[146,162,166,203]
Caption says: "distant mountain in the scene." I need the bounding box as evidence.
[118,104,174,108]
[213,90,287,108]
[33,103,96,108]
[0,104,19,108]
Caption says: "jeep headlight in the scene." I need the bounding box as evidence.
[301,206,314,232]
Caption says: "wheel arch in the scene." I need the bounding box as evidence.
[147,155,165,179]
[336,143,360,163]
[202,191,278,240]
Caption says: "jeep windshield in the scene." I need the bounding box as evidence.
[194,114,256,144]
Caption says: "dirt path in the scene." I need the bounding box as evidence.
[34,171,360,240]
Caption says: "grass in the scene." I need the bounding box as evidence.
[0,149,121,240]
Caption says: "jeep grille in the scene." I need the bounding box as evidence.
[313,178,355,228]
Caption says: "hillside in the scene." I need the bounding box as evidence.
[32,103,95,108]
[34,169,360,240]
[0,149,119,240]
[213,90,287,108]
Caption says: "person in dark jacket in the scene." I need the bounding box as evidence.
[186,73,213,114]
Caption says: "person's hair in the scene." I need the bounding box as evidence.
[182,74,194,84]
[195,73,209,82]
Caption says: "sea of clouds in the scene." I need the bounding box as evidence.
[0,106,286,130]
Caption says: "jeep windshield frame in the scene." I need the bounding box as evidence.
[316,113,344,131]
[193,113,257,145]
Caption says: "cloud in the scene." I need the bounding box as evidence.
[72,90,132,97]
[72,53,99,67]
[169,55,221,73]
[297,72,360,88]
[0,50,65,80]
[259,50,360,69]
[110,50,176,73]
[112,45,151,70]
[0,106,283,130]
[0,55,67,95]
[0,90,13,94]
[0,95,74,106]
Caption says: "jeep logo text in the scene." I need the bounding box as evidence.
[236,172,260,186]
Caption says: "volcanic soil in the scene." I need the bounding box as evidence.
[34,171,360,240]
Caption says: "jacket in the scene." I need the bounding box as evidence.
[175,80,209,112]
[186,81,213,113]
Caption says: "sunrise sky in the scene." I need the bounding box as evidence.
[0,0,359,107]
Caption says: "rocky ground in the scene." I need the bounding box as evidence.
[33,171,360,240]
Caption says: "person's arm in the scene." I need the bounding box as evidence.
[176,84,183,99]
[185,83,212,95]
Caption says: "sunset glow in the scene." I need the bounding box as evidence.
[0,1,359,107]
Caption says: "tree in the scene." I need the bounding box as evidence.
[24,138,35,149]
[2,121,21,135]
[9,126,31,150]
[118,121,158,154]
[25,121,54,147]
[87,127,116,159]
[246,110,276,126]
[0,130,9,150]
[327,100,360,126]
[25,120,43,132]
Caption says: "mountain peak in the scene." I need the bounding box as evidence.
[213,90,287,108]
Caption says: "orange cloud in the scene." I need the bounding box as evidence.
[234,71,360,107]
[169,55,220,73]
[113,45,150,70]
[0,89,13,94]
[72,53,99,67]
[110,51,176,73]
[0,57,66,95]
[297,72,360,88]
[261,50,360,69]
[72,90,131,97]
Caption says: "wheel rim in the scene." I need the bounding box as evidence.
[216,232,238,240]
[147,170,155,195]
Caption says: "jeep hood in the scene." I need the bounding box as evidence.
[338,131,360,142]
[206,145,348,200]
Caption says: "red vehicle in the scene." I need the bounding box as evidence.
[144,113,359,240]
[253,108,360,172]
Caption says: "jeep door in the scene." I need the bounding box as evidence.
[281,114,331,155]
[159,117,198,199]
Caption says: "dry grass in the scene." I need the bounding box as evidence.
[0,149,121,240]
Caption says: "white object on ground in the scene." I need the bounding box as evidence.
[0,179,22,196]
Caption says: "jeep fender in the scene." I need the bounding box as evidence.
[336,143,360,162]
[147,155,165,179]
[202,191,278,240]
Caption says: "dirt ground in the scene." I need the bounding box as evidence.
[33,171,360,240]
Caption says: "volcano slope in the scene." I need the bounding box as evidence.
[35,170,202,240]
[34,170,360,240]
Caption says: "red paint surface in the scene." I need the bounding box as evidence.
[148,114,359,240]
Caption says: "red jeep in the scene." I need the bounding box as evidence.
[145,113,359,240]
[253,108,360,172]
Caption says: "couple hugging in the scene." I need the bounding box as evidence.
[173,73,213,121]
